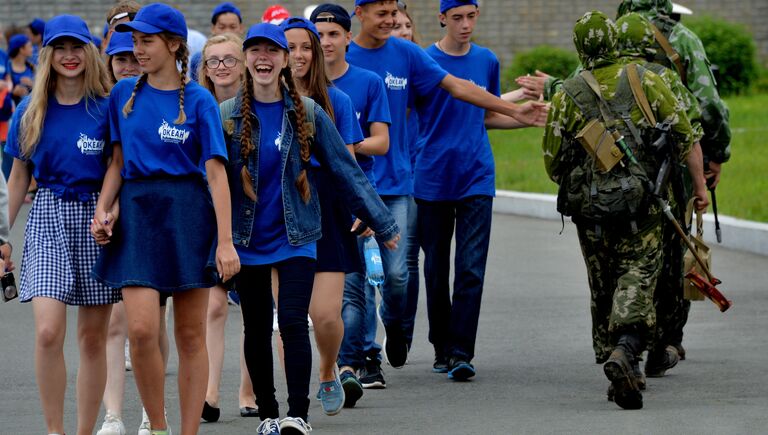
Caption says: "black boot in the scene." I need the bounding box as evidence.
[603,334,643,410]
[645,345,680,377]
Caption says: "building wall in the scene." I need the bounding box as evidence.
[2,0,765,70]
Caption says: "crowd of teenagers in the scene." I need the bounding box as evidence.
[0,0,729,433]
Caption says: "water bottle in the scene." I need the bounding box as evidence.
[363,236,385,286]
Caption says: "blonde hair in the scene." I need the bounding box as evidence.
[122,32,189,124]
[198,33,244,96]
[19,42,112,158]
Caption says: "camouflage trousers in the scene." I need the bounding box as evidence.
[576,214,663,363]
[653,212,691,350]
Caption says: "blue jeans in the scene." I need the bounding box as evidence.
[339,195,410,368]
[417,196,493,362]
[403,195,420,346]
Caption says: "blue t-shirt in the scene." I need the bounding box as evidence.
[414,44,500,201]
[347,37,448,195]
[236,99,316,266]
[328,86,364,146]
[109,77,228,180]
[5,95,110,200]
[0,50,8,79]
[406,110,420,172]
[190,51,202,82]
[332,64,391,188]
[8,62,34,104]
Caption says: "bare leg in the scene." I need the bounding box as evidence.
[238,328,257,408]
[75,304,113,435]
[272,268,286,373]
[205,286,228,407]
[123,287,167,430]
[32,297,67,434]
[309,272,345,381]
[102,302,128,417]
[160,300,170,370]
[173,287,210,435]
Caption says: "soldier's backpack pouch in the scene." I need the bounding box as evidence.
[683,204,709,301]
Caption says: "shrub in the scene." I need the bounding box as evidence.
[684,16,758,95]
[502,45,579,91]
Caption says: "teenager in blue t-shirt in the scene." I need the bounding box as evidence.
[311,3,392,407]
[219,23,398,434]
[89,5,240,435]
[281,16,367,417]
[347,0,548,371]
[415,0,539,382]
[4,15,121,435]
[189,2,245,82]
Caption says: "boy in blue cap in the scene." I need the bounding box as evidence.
[190,2,245,81]
[27,18,45,64]
[347,0,547,375]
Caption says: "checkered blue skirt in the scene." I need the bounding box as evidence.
[19,188,122,305]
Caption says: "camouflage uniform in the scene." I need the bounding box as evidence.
[615,12,704,354]
[542,11,696,363]
[617,0,730,355]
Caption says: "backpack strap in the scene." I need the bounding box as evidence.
[300,96,316,139]
[649,22,687,86]
[626,63,657,126]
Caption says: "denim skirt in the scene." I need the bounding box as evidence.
[92,176,217,292]
[313,168,362,274]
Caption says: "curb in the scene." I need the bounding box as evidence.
[494,190,768,257]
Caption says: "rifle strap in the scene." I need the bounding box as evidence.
[579,70,618,127]
[649,23,687,86]
[626,63,657,126]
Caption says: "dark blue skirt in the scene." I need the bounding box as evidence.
[313,168,363,274]
[92,176,217,292]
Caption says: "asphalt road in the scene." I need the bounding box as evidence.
[1,208,766,435]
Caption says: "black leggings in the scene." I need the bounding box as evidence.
[236,257,316,420]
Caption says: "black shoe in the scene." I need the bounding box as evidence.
[377,305,408,368]
[202,401,220,422]
[340,369,364,407]
[359,357,386,389]
[239,406,259,417]
[672,343,686,361]
[432,354,449,373]
[645,345,680,378]
[603,348,643,410]
[447,357,476,381]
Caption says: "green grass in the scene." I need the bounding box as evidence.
[490,94,768,222]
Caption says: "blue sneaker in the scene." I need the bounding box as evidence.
[447,358,476,381]
[340,368,364,408]
[227,290,240,305]
[318,369,345,416]
[256,418,281,435]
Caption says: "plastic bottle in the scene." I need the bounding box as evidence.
[363,236,385,286]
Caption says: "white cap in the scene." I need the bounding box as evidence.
[672,3,693,15]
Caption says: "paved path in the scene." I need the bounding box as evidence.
[1,210,766,434]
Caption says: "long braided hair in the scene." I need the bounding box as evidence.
[238,65,313,203]
[122,32,188,125]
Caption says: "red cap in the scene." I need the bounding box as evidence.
[262,5,291,25]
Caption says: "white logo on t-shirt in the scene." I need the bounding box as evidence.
[76,133,105,155]
[356,111,361,120]
[384,72,408,91]
[158,119,190,144]
[469,79,486,91]
[275,131,283,151]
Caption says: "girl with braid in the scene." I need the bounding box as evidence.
[90,4,240,435]
[280,16,364,417]
[5,15,119,435]
[221,23,397,435]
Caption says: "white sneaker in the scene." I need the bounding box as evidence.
[137,408,150,435]
[97,411,126,435]
[279,416,312,434]
[125,341,132,371]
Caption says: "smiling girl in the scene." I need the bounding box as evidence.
[90,3,239,435]
[4,15,118,435]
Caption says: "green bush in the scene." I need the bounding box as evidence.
[685,16,758,95]
[502,45,579,91]
[751,62,768,94]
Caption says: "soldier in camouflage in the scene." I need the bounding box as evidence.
[617,0,730,364]
[542,10,708,409]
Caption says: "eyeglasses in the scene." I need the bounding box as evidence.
[109,12,136,26]
[205,57,241,69]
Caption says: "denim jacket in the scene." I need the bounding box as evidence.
[221,89,398,247]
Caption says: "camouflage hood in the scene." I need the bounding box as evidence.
[616,0,673,19]
[573,11,619,70]
[616,12,657,58]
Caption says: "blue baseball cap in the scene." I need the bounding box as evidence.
[115,3,188,40]
[243,23,288,51]
[279,17,320,41]
[211,2,242,25]
[106,31,134,55]
[440,0,478,14]
[29,18,46,35]
[310,4,352,32]
[42,15,93,47]
[8,34,30,55]
[354,0,380,6]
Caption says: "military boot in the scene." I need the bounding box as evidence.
[645,345,680,377]
[603,347,643,409]
[607,357,645,401]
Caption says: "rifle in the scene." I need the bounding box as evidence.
[704,159,723,243]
